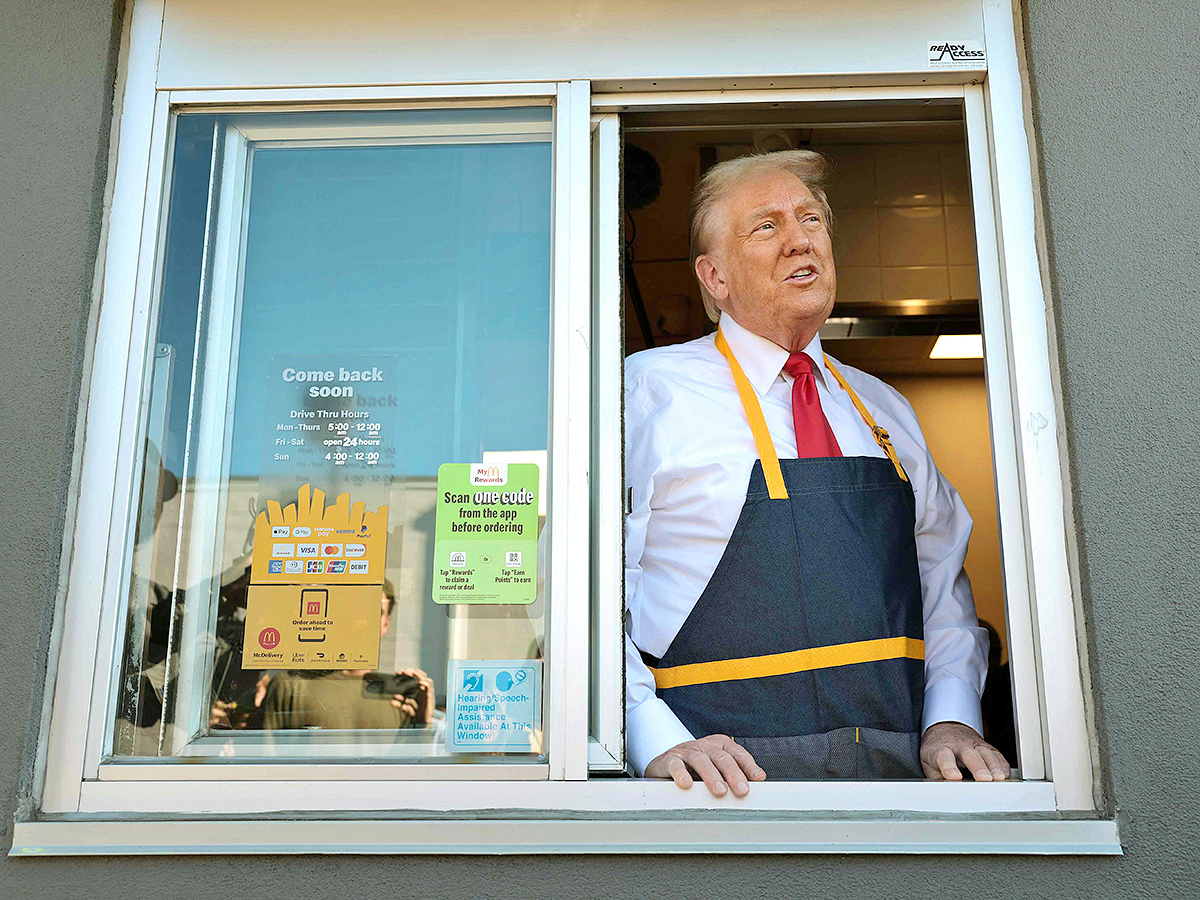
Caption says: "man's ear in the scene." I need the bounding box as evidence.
[695,254,729,303]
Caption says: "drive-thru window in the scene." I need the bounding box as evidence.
[17,0,1115,855]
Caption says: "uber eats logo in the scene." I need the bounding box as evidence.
[927,40,986,69]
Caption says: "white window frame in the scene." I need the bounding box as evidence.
[16,0,1117,855]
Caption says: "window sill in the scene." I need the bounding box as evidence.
[74,775,1056,814]
[19,769,1121,857]
[12,811,1122,856]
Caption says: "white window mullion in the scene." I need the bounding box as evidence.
[588,112,624,771]
[546,80,592,780]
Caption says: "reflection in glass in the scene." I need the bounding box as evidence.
[112,108,552,762]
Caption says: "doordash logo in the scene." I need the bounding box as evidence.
[470,463,508,486]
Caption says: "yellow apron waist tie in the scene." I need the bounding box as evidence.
[648,635,925,690]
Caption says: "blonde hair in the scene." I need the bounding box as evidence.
[688,150,834,322]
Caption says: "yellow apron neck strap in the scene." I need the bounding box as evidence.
[715,327,789,499]
[822,355,909,482]
[714,325,909,493]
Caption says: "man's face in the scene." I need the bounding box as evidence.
[700,171,836,344]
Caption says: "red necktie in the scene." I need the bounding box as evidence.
[783,352,842,458]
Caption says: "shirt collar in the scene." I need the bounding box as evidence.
[717,313,831,398]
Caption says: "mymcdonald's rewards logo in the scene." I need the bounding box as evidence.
[471,463,508,486]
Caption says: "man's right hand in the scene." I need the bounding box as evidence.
[644,734,766,797]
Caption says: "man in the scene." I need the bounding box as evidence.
[624,150,1011,796]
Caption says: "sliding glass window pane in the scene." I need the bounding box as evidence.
[112,107,552,764]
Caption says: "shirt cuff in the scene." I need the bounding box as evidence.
[922,676,984,736]
[626,695,696,776]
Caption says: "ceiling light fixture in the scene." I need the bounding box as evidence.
[929,334,983,359]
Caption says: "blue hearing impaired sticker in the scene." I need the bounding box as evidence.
[446,659,542,753]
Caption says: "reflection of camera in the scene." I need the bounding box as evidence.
[362,672,420,699]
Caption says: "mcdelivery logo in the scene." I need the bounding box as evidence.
[258,627,281,649]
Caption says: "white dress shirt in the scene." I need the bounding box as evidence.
[624,314,988,776]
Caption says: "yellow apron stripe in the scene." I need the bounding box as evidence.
[822,356,909,483]
[648,636,924,690]
[714,325,909,489]
[715,328,788,500]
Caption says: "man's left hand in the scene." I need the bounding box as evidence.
[920,721,1011,781]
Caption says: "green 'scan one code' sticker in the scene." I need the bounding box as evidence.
[433,463,538,605]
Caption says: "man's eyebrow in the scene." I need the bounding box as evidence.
[745,199,820,221]
[746,203,782,220]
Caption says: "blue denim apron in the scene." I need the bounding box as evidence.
[645,326,925,778]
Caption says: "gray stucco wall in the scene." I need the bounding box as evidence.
[3,0,1197,897]
[0,0,123,852]
[1024,0,1200,884]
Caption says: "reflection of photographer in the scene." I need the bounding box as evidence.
[265,579,434,729]
[214,580,435,730]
